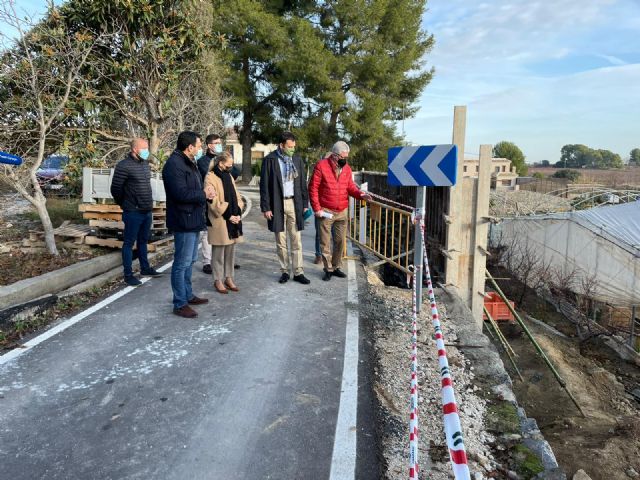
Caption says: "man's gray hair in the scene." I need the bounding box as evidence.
[331,141,350,155]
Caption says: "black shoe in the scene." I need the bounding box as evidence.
[332,268,347,278]
[124,276,142,287]
[293,274,310,285]
[234,264,241,269]
[322,270,332,281]
[279,273,290,284]
[141,268,162,277]
[202,264,212,274]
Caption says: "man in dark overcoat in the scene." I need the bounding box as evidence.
[259,132,311,284]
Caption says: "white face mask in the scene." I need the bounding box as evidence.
[214,144,223,154]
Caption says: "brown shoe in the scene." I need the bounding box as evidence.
[225,279,239,292]
[173,305,198,318]
[214,280,229,294]
[188,295,209,305]
[314,255,322,265]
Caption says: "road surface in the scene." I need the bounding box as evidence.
[0,188,379,480]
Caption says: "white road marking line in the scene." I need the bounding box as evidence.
[0,260,174,366]
[329,243,360,480]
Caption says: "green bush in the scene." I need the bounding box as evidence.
[252,159,262,177]
[552,169,580,181]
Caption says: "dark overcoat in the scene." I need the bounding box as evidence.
[259,150,309,233]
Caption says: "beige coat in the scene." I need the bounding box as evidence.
[205,171,245,246]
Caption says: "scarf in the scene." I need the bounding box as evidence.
[213,163,243,240]
[277,148,298,182]
[328,153,343,178]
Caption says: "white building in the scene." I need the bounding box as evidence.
[463,157,518,190]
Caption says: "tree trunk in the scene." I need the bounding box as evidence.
[33,190,58,255]
[149,122,160,155]
[240,110,253,183]
[328,109,340,138]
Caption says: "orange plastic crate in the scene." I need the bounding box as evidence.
[483,292,515,321]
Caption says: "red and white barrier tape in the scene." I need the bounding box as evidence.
[365,191,416,212]
[409,263,420,479]
[420,220,471,480]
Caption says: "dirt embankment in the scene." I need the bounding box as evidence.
[504,322,639,479]
[490,276,640,479]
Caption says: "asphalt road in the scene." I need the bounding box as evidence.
[0,188,379,480]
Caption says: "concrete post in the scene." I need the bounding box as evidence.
[445,106,467,288]
[470,145,493,328]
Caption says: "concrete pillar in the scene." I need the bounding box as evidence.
[470,145,492,328]
[445,106,467,288]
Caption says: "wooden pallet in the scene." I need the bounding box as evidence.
[28,221,93,244]
[84,236,173,252]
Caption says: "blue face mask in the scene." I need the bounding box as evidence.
[214,144,223,154]
[194,148,203,161]
[138,149,150,161]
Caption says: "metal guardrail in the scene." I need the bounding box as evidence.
[347,197,414,275]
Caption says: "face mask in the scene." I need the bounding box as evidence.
[214,144,223,154]
[283,147,295,157]
[138,149,150,161]
[194,148,203,161]
[338,158,347,167]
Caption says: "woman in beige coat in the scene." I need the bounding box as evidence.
[204,151,244,294]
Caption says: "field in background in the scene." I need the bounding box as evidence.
[529,166,640,186]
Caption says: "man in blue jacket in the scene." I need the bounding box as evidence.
[110,138,161,286]
[162,131,216,318]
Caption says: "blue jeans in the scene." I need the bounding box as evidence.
[122,210,152,278]
[171,231,199,309]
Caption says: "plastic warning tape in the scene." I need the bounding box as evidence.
[365,191,416,212]
[420,220,471,480]
[409,263,420,480]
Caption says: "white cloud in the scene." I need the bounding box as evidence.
[405,0,640,162]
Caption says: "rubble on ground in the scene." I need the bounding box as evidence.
[363,270,563,479]
[490,191,572,217]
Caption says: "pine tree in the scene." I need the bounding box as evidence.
[212,0,324,179]
[293,0,435,170]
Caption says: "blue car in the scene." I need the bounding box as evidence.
[36,155,69,192]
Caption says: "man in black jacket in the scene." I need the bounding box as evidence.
[260,132,310,285]
[197,134,222,274]
[110,138,161,287]
[162,131,216,318]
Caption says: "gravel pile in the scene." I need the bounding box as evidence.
[365,275,505,479]
[490,191,571,217]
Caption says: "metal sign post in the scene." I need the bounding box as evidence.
[413,187,426,312]
[388,144,458,312]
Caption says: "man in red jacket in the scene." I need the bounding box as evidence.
[308,141,371,281]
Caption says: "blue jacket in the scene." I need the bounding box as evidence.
[162,150,206,233]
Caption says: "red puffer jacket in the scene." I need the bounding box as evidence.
[308,157,364,212]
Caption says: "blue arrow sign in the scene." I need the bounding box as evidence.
[0,151,23,166]
[388,145,458,186]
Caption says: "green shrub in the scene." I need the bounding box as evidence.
[552,169,580,181]
[252,159,263,177]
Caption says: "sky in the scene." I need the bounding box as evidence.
[405,0,640,163]
[3,1,639,164]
